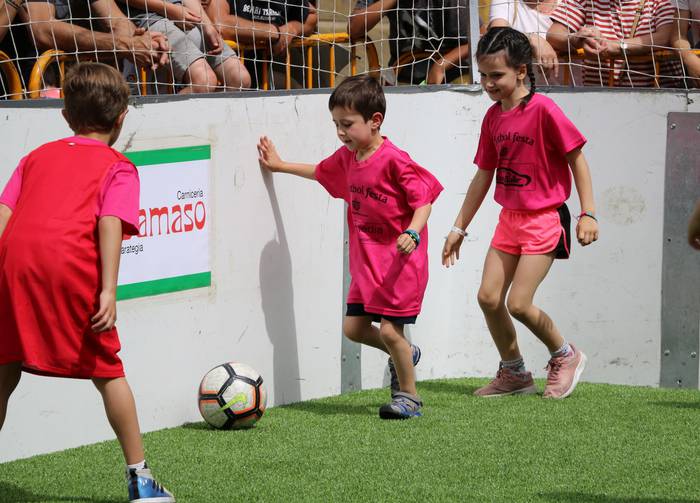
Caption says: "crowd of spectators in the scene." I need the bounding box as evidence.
[0,0,697,96]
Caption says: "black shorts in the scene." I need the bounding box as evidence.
[554,203,571,260]
[346,303,417,325]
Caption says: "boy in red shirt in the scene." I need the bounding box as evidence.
[0,63,174,502]
[257,75,443,419]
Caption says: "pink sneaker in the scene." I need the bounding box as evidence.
[474,367,537,397]
[543,344,587,399]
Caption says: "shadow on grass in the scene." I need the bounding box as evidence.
[180,421,261,433]
[0,482,122,503]
[541,491,698,502]
[282,401,378,416]
[419,380,481,395]
[649,401,700,410]
[180,421,213,430]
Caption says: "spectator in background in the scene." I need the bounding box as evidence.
[0,0,19,42]
[22,0,169,71]
[671,0,700,86]
[348,0,471,85]
[488,0,560,82]
[206,0,317,89]
[546,0,676,87]
[118,0,250,92]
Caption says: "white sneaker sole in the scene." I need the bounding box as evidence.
[131,498,175,502]
[476,384,538,398]
[551,352,587,399]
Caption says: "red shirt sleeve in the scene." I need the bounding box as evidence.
[315,147,350,201]
[0,156,28,210]
[549,0,586,32]
[99,161,140,236]
[473,107,498,170]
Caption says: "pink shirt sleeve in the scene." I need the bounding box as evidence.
[100,161,140,236]
[315,147,350,201]
[543,101,587,155]
[473,108,498,170]
[0,156,28,210]
[393,156,444,209]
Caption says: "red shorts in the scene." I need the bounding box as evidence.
[491,204,571,259]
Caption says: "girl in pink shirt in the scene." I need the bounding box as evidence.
[258,75,442,419]
[443,27,599,399]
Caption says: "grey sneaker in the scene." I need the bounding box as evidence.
[379,391,423,419]
[388,344,421,396]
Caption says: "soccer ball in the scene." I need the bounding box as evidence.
[198,362,267,429]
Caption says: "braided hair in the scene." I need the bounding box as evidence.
[476,27,536,106]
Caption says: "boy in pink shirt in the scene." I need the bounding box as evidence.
[258,75,442,419]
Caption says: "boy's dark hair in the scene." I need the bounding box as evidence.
[63,62,130,134]
[476,27,536,106]
[328,75,386,121]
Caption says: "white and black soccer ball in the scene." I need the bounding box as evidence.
[198,362,267,429]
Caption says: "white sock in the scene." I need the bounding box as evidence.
[127,460,147,471]
[551,342,572,358]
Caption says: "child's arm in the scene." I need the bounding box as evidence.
[91,216,123,333]
[442,168,494,267]
[397,203,432,254]
[567,147,599,246]
[0,203,12,238]
[688,200,700,250]
[257,136,316,180]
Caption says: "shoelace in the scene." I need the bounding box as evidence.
[545,358,563,380]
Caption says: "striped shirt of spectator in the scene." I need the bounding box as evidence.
[550,0,676,86]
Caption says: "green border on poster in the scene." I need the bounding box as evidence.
[124,145,211,166]
[117,272,211,301]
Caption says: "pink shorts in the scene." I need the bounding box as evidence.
[491,204,571,259]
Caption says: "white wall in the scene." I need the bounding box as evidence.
[0,88,696,462]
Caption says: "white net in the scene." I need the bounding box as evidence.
[0,0,698,99]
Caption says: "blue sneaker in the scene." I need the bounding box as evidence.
[388,344,421,396]
[127,466,175,502]
[379,391,423,420]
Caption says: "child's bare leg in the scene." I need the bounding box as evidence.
[0,362,22,429]
[343,315,388,353]
[93,377,144,465]
[378,320,416,395]
[477,247,521,360]
[506,253,564,352]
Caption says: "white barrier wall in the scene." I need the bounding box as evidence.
[0,88,697,462]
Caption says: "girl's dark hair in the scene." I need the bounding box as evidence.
[476,27,536,106]
[63,62,130,134]
[328,75,386,121]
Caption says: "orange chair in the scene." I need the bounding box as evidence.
[0,50,23,99]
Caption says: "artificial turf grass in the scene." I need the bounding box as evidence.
[1,379,699,503]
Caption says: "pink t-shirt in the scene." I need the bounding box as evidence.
[474,93,586,211]
[0,136,140,235]
[315,138,443,317]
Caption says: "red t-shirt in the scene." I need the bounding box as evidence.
[0,136,139,235]
[315,138,443,317]
[474,93,587,211]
